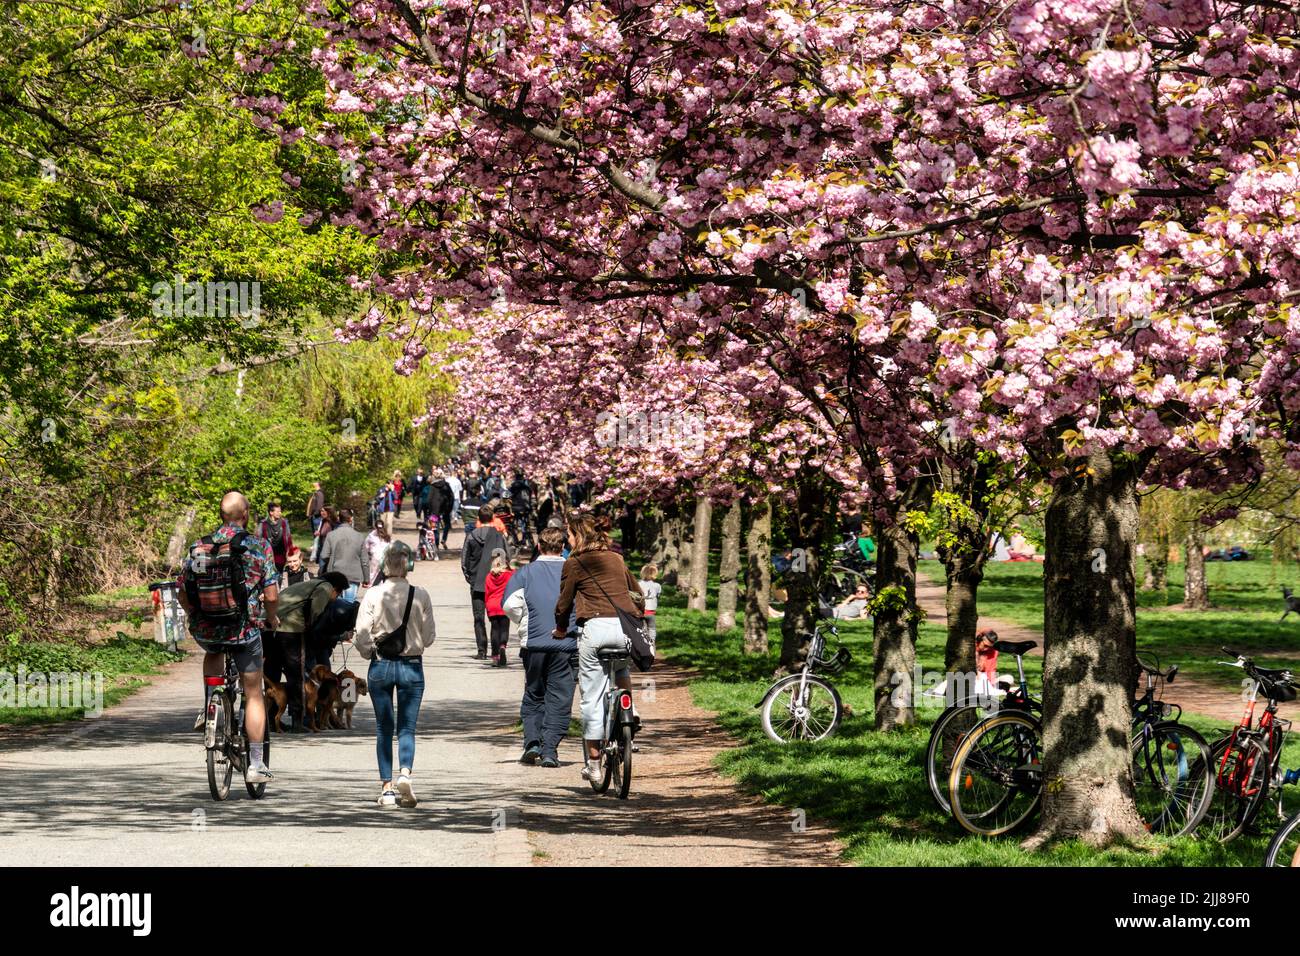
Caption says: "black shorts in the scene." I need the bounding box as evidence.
[196,636,264,674]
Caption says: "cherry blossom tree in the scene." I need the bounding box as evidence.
[298,0,1300,843]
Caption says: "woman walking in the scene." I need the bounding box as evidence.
[552,514,643,783]
[353,542,436,808]
[364,522,391,588]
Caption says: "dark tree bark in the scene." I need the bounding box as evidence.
[779,471,836,671]
[872,479,931,731]
[659,500,683,587]
[743,497,772,655]
[687,497,713,612]
[716,500,741,631]
[1029,450,1147,847]
[1183,525,1209,610]
[943,556,983,674]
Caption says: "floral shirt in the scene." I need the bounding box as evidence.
[179,522,276,646]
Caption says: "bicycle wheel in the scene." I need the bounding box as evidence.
[759,673,843,743]
[206,693,233,801]
[1202,736,1269,843]
[926,705,985,814]
[1130,722,1214,837]
[589,737,613,794]
[616,724,633,800]
[948,712,1043,836]
[1265,811,1300,866]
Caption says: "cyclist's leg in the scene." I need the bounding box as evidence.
[233,638,266,745]
[578,619,624,759]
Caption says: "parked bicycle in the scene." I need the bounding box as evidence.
[946,653,1210,837]
[1128,656,1214,837]
[1203,648,1295,843]
[924,638,1039,815]
[758,597,851,743]
[1263,767,1300,865]
[588,645,638,799]
[203,650,270,801]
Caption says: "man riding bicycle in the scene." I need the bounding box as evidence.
[177,491,278,785]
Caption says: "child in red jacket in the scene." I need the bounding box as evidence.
[484,550,514,667]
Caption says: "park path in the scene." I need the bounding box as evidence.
[915,567,1291,725]
[0,512,843,867]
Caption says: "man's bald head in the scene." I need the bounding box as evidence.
[220,492,249,524]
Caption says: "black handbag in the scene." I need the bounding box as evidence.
[572,554,655,672]
[374,585,416,660]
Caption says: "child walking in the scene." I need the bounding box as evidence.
[484,549,515,667]
[638,563,662,646]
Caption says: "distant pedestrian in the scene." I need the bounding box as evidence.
[306,482,326,562]
[320,509,366,601]
[484,549,514,667]
[258,502,293,573]
[638,563,662,646]
[462,504,512,659]
[364,522,392,588]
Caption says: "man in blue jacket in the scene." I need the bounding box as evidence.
[502,526,575,767]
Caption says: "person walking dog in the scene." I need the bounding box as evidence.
[353,542,436,809]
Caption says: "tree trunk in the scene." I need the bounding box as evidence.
[943,557,983,675]
[166,506,197,568]
[642,507,663,565]
[743,498,772,654]
[872,489,926,731]
[687,498,713,612]
[716,501,741,631]
[1183,525,1209,610]
[1029,451,1147,847]
[660,501,683,587]
[779,473,836,671]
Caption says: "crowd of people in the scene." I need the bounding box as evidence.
[176,457,649,807]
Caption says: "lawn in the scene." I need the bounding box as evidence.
[919,558,1300,692]
[651,567,1300,867]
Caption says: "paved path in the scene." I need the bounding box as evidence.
[0,514,843,866]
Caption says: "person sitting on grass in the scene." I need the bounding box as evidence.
[833,584,872,620]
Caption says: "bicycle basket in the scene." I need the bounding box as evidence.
[817,647,852,674]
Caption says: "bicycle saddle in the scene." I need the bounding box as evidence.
[597,649,630,661]
[995,640,1037,655]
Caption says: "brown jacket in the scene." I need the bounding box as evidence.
[554,549,643,626]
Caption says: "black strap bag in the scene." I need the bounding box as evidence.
[374,585,416,661]
[572,554,655,672]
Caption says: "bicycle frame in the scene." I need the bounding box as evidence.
[1218,683,1289,802]
[205,655,249,773]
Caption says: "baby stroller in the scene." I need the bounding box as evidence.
[417,517,439,561]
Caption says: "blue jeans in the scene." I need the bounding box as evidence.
[367,658,425,781]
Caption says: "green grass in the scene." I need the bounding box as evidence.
[0,632,182,726]
[920,559,1300,692]
[652,577,1300,867]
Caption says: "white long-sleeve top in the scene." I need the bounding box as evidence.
[353,578,436,659]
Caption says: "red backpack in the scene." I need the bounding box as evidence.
[182,532,251,634]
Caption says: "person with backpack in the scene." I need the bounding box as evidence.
[258,502,293,573]
[553,514,644,783]
[353,542,436,809]
[503,525,576,767]
[461,504,512,660]
[177,491,278,784]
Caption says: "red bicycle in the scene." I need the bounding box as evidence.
[1202,648,1296,843]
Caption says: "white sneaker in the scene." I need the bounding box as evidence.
[245,763,273,784]
[395,770,417,808]
[377,788,398,809]
[580,759,603,781]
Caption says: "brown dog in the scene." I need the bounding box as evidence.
[307,665,342,732]
[263,675,290,733]
[334,669,368,729]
